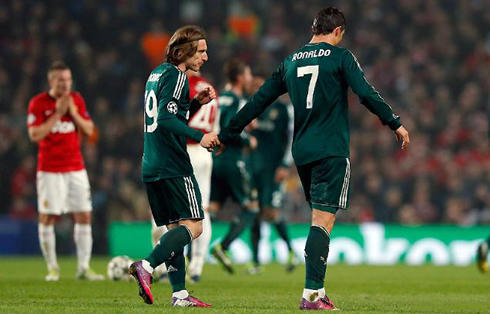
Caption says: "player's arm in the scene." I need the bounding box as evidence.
[188,87,216,118]
[157,72,219,147]
[27,97,69,143]
[342,50,401,130]
[276,103,294,182]
[69,94,94,136]
[342,50,410,149]
[219,63,287,146]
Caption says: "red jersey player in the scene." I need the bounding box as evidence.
[150,70,219,284]
[27,61,104,281]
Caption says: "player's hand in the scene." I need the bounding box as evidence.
[68,99,78,116]
[200,132,220,150]
[55,96,71,116]
[196,87,216,105]
[249,136,258,150]
[245,119,259,132]
[274,167,289,183]
[215,143,226,156]
[394,126,410,150]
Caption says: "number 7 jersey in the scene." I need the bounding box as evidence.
[142,63,203,182]
[220,42,401,166]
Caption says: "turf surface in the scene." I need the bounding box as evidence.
[0,257,488,313]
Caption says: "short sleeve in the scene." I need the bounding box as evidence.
[27,97,45,127]
[73,92,91,120]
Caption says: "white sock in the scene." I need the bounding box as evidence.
[142,259,154,274]
[173,290,189,299]
[318,288,325,298]
[151,222,167,275]
[189,211,212,277]
[74,224,92,271]
[303,289,319,302]
[38,224,58,270]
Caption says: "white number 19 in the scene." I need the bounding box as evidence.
[297,65,319,109]
[144,90,158,133]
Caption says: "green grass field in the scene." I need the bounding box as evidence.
[0,257,489,313]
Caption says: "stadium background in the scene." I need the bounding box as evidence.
[0,0,488,261]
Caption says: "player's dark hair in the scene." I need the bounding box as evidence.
[312,6,346,35]
[165,25,206,65]
[48,61,70,73]
[223,59,247,84]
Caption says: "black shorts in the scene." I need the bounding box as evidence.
[210,159,251,207]
[145,175,204,226]
[296,156,351,214]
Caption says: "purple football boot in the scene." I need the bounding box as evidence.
[129,261,154,305]
[299,297,335,310]
[172,295,211,307]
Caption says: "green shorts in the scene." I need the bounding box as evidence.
[250,169,284,209]
[145,175,204,226]
[296,156,351,214]
[210,159,250,207]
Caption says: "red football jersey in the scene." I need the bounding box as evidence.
[187,76,219,144]
[27,91,91,172]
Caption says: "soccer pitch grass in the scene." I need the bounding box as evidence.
[0,257,488,313]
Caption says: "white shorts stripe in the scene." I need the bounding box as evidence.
[339,158,351,208]
[184,177,197,218]
[186,176,200,218]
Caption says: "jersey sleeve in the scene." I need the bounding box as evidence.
[27,97,45,127]
[156,69,204,142]
[73,92,91,120]
[219,62,287,144]
[280,103,294,168]
[342,50,401,130]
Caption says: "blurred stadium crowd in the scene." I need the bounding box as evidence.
[1,0,489,250]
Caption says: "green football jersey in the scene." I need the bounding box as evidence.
[142,63,204,182]
[214,90,250,162]
[220,42,401,166]
[248,100,292,172]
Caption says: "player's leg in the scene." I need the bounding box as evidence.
[68,169,104,280]
[219,160,257,252]
[249,211,262,274]
[131,176,210,306]
[150,217,168,281]
[37,171,65,281]
[299,157,350,310]
[187,145,213,282]
[477,236,489,272]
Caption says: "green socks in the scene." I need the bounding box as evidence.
[304,225,330,290]
[274,218,293,252]
[145,225,192,269]
[221,209,256,251]
[250,217,261,265]
[165,251,186,292]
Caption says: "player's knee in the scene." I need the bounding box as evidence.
[74,212,91,224]
[311,209,336,233]
[263,208,279,222]
[181,220,203,239]
[39,214,56,225]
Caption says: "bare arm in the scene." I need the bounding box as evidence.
[28,112,63,143]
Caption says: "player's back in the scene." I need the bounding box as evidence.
[281,42,350,165]
[142,62,193,182]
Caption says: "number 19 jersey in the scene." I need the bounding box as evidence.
[142,63,198,182]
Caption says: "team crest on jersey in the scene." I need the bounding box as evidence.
[27,114,36,124]
[167,101,178,114]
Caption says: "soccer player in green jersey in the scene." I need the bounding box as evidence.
[217,7,410,310]
[246,74,298,275]
[477,237,489,272]
[209,59,258,274]
[130,26,219,308]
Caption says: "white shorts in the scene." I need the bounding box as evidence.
[37,169,92,215]
[188,144,213,209]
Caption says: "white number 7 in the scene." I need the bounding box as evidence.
[297,65,319,109]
